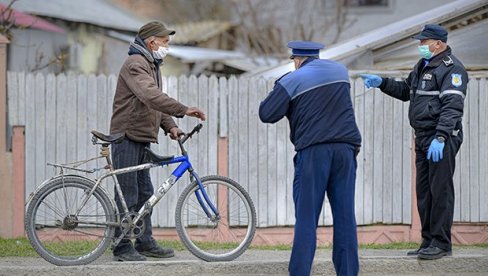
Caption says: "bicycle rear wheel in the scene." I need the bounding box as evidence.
[175,175,256,262]
[25,175,116,266]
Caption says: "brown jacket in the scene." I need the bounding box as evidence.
[110,52,187,143]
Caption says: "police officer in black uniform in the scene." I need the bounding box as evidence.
[361,24,468,260]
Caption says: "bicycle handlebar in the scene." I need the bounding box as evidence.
[180,123,203,145]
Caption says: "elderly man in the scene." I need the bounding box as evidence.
[260,41,361,276]
[110,21,206,262]
[361,24,468,260]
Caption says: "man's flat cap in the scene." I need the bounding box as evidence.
[412,24,448,42]
[138,21,175,40]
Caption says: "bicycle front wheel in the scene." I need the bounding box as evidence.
[175,175,256,262]
[25,175,116,266]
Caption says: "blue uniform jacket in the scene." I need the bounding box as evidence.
[259,58,362,151]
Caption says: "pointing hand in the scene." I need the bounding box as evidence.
[360,74,382,89]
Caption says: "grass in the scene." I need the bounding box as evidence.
[1,237,487,257]
[0,237,38,257]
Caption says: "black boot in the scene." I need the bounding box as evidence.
[418,246,452,260]
[407,247,428,256]
[113,248,147,262]
[135,243,175,258]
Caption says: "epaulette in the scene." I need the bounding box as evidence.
[443,56,454,67]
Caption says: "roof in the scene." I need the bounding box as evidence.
[169,46,244,63]
[249,0,488,78]
[0,4,65,34]
[373,18,488,70]
[169,20,234,45]
[0,0,147,32]
[107,30,244,62]
[107,30,280,72]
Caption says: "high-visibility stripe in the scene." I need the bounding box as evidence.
[440,89,465,99]
[416,90,440,96]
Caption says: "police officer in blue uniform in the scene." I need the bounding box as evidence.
[361,24,467,260]
[259,41,361,276]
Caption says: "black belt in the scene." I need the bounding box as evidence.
[415,129,460,137]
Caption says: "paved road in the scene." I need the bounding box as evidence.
[1,248,487,275]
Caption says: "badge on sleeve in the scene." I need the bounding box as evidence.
[451,74,462,87]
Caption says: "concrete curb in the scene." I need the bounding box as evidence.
[1,249,487,275]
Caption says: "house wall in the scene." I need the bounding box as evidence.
[8,24,125,75]
[69,24,105,74]
[100,36,131,75]
[8,28,67,74]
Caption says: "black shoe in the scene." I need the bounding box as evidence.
[113,249,147,262]
[407,247,428,256]
[418,246,452,260]
[136,245,175,258]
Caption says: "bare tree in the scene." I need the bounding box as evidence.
[114,0,352,60]
[231,0,351,58]
[29,45,69,73]
[157,0,230,23]
[0,0,19,40]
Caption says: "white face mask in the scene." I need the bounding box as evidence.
[153,46,169,59]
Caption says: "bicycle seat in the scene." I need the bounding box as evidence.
[91,130,125,144]
[144,147,174,163]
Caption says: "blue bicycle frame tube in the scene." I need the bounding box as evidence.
[171,157,191,179]
[160,155,219,218]
[192,171,219,218]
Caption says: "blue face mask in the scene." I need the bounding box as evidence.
[418,42,438,60]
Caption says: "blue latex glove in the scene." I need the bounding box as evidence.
[427,138,445,162]
[360,74,382,89]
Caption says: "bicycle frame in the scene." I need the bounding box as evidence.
[73,124,219,245]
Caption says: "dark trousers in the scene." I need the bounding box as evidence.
[289,143,359,276]
[415,132,462,251]
[112,137,156,255]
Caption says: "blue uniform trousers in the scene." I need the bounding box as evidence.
[289,143,359,276]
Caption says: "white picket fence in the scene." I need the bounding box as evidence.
[7,71,488,227]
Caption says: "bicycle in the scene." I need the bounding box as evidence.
[25,123,257,266]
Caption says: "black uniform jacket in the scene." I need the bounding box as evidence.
[379,47,468,140]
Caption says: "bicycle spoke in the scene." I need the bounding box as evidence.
[176,176,256,262]
[72,228,108,238]
[40,199,66,218]
[26,177,115,266]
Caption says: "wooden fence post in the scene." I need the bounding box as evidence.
[0,34,14,237]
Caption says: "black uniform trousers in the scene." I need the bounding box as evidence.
[414,131,463,251]
[111,137,156,255]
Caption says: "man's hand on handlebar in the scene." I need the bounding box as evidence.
[168,127,184,140]
[185,107,206,121]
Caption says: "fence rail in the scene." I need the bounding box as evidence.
[7,71,488,227]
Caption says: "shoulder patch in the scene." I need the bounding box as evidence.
[451,73,462,87]
[443,56,454,67]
